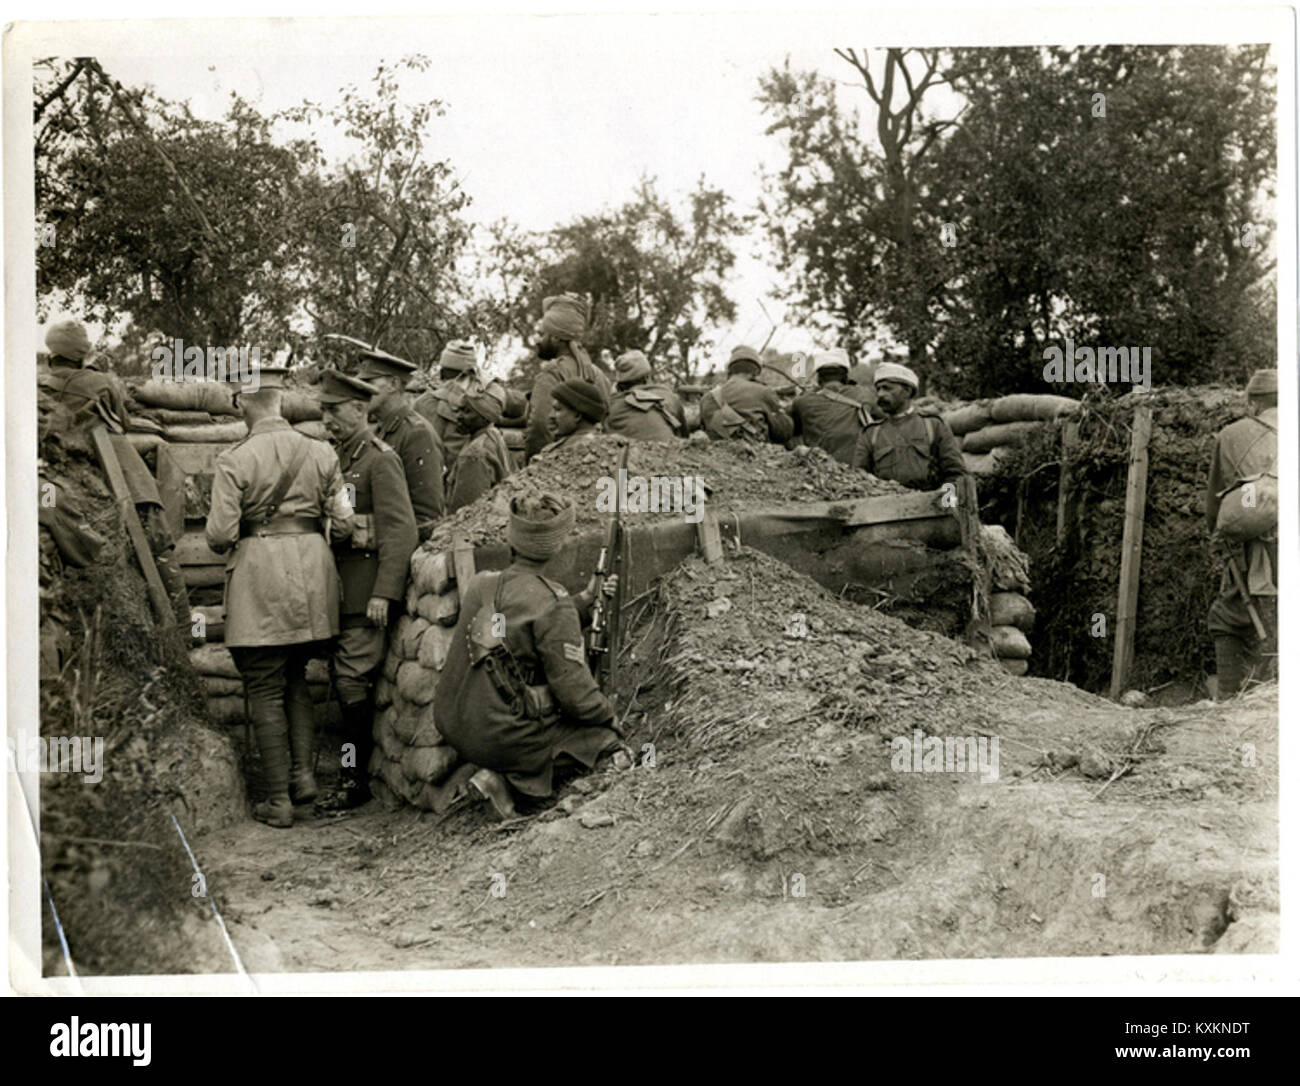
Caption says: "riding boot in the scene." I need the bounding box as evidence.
[1214,635,1249,701]
[285,677,317,805]
[318,697,374,810]
[248,700,293,828]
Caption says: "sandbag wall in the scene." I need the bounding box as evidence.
[941,393,1080,477]
[123,378,328,452]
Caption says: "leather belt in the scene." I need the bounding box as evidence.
[240,515,322,538]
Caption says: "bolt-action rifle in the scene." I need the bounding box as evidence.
[589,444,630,695]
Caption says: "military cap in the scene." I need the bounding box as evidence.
[45,319,92,363]
[1246,369,1277,396]
[463,386,504,425]
[615,350,652,383]
[237,364,290,391]
[317,369,380,403]
[814,348,851,374]
[727,345,761,373]
[357,347,418,382]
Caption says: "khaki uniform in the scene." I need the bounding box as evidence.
[534,422,602,459]
[373,400,445,541]
[414,377,477,460]
[791,382,876,464]
[446,425,514,513]
[524,353,613,459]
[434,563,618,797]
[206,417,353,647]
[606,383,685,441]
[851,408,966,490]
[38,359,131,435]
[700,375,794,445]
[332,430,418,703]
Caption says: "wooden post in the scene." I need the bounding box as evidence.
[696,505,724,563]
[1109,404,1152,700]
[91,426,175,627]
[1056,420,1080,547]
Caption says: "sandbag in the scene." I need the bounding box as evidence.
[132,379,240,416]
[1215,477,1278,541]
[202,676,244,698]
[206,696,248,726]
[961,421,1040,454]
[410,702,444,748]
[412,550,453,596]
[990,624,1032,660]
[280,390,321,423]
[150,409,215,425]
[962,448,1015,476]
[378,721,406,763]
[989,591,1036,632]
[400,615,431,660]
[999,658,1029,677]
[375,676,394,709]
[989,394,1079,424]
[125,432,166,454]
[942,402,993,437]
[293,421,328,441]
[396,661,436,705]
[392,699,422,745]
[190,604,225,641]
[402,744,458,785]
[126,415,164,435]
[163,421,249,444]
[190,643,240,679]
[418,624,454,672]
[382,650,400,684]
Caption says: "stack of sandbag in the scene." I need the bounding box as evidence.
[989,591,1036,677]
[369,547,464,809]
[943,393,1079,476]
[188,630,334,726]
[126,379,325,448]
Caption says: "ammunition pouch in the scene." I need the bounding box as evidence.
[468,573,557,723]
[348,512,376,550]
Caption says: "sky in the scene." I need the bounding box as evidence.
[84,21,868,365]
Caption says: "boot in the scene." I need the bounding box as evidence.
[1214,636,1249,701]
[286,679,317,805]
[249,700,294,829]
[469,768,517,821]
[318,698,374,811]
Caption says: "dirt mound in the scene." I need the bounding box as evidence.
[193,545,1275,970]
[427,435,907,551]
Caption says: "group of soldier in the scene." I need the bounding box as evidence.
[37,304,1279,827]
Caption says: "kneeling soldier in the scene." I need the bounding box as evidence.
[205,365,355,828]
[434,494,626,819]
[317,370,419,809]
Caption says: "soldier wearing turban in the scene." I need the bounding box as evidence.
[524,294,613,461]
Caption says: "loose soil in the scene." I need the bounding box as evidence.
[183,548,1276,974]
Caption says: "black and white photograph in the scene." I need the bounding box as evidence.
[5,4,1296,1004]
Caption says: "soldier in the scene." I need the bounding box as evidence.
[446,387,515,512]
[434,494,629,819]
[537,377,608,457]
[1206,368,1278,699]
[605,350,686,441]
[700,345,794,445]
[791,348,878,464]
[524,294,613,460]
[851,361,966,490]
[38,319,131,436]
[317,370,419,810]
[204,365,356,828]
[356,347,445,541]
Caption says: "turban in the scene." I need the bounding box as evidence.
[439,341,478,373]
[727,345,761,373]
[45,320,92,363]
[873,361,919,392]
[552,377,608,423]
[541,294,589,341]
[615,350,652,383]
[463,386,504,425]
[1246,369,1277,396]
[814,348,851,374]
[507,494,576,561]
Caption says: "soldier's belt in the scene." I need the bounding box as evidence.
[240,516,323,538]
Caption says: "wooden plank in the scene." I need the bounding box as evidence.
[166,443,228,476]
[696,505,724,563]
[1109,404,1153,700]
[451,538,476,589]
[91,426,175,626]
[176,531,226,567]
[738,490,952,529]
[154,444,186,541]
[1056,420,1080,547]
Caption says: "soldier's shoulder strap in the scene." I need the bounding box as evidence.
[537,575,569,599]
[369,434,397,455]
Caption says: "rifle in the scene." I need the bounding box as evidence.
[1223,550,1269,642]
[589,444,630,695]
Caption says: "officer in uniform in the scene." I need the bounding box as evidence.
[524,294,614,460]
[205,365,356,827]
[446,387,515,512]
[851,361,966,490]
[434,493,628,820]
[791,347,877,464]
[1206,368,1279,698]
[604,350,686,441]
[700,345,794,445]
[317,370,419,809]
[356,346,445,541]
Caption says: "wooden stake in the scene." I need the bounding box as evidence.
[1056,420,1080,546]
[91,426,175,626]
[696,505,724,563]
[1109,404,1152,700]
